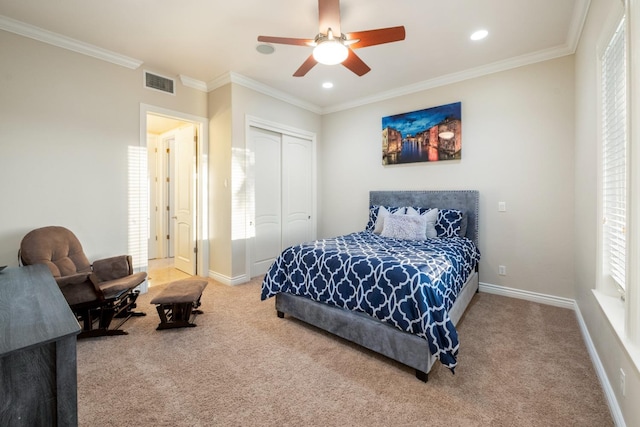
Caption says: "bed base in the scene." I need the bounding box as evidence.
[275,270,479,382]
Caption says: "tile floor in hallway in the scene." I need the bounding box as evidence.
[147,258,191,287]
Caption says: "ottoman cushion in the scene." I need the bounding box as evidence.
[150,278,208,305]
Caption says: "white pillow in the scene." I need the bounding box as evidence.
[405,207,420,216]
[374,206,405,234]
[381,214,427,240]
[421,208,438,238]
[403,207,438,238]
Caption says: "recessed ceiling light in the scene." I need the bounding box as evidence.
[470,30,488,41]
[256,44,275,54]
[322,82,334,89]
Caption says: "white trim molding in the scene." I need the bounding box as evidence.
[179,75,208,92]
[207,72,322,114]
[574,303,626,427]
[209,270,248,286]
[479,282,575,309]
[479,281,624,426]
[0,15,143,69]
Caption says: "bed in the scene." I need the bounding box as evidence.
[261,190,480,381]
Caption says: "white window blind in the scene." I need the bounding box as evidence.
[602,17,627,291]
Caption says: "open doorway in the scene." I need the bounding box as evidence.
[140,104,208,288]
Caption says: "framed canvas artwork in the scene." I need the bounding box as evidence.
[382,101,461,165]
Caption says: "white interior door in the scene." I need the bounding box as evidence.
[252,128,282,277]
[173,125,196,275]
[147,135,159,260]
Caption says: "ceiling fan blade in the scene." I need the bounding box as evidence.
[346,26,406,49]
[318,0,341,35]
[293,55,318,77]
[342,49,371,76]
[257,36,314,46]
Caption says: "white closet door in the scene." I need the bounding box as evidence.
[250,127,313,278]
[252,128,283,276]
[282,134,312,249]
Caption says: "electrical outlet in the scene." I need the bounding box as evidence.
[498,265,507,276]
[620,368,626,397]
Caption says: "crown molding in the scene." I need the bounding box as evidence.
[207,72,322,114]
[179,75,208,92]
[322,43,577,114]
[206,72,233,91]
[0,1,591,116]
[0,14,142,69]
[566,0,591,52]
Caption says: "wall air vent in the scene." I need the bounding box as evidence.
[144,71,175,95]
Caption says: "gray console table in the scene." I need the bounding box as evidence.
[0,264,81,426]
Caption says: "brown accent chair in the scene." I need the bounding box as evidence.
[19,226,147,338]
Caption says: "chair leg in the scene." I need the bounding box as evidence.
[72,290,145,339]
[115,291,146,318]
[98,307,116,330]
[154,302,200,330]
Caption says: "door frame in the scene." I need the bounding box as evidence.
[245,115,317,279]
[140,103,209,278]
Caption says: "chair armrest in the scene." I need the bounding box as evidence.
[57,272,106,302]
[92,255,133,282]
[55,272,92,287]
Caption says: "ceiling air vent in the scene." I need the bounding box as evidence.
[144,71,175,95]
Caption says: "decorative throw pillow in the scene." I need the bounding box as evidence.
[405,207,438,238]
[380,214,427,240]
[365,205,379,232]
[373,206,405,234]
[435,209,464,238]
[421,208,439,238]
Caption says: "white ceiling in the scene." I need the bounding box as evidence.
[0,0,589,113]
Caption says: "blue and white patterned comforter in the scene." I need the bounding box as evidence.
[261,231,481,371]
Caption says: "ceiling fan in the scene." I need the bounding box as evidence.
[257,0,405,77]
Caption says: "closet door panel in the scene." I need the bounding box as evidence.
[282,134,312,249]
[252,128,282,276]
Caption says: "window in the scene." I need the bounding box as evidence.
[600,16,628,298]
[594,0,640,373]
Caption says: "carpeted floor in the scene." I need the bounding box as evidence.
[76,277,613,427]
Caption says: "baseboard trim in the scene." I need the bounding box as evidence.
[573,303,626,426]
[479,281,624,426]
[479,282,575,309]
[208,270,248,286]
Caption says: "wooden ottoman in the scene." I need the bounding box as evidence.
[150,278,208,330]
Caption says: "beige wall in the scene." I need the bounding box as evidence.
[208,84,233,278]
[574,0,640,425]
[320,56,576,298]
[0,31,207,265]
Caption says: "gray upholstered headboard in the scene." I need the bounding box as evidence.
[369,190,479,246]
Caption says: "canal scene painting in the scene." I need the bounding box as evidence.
[382,102,462,165]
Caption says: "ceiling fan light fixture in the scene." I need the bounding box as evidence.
[313,40,348,65]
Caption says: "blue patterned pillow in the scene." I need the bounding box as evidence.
[435,209,464,238]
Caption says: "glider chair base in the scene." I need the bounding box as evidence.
[74,289,146,339]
